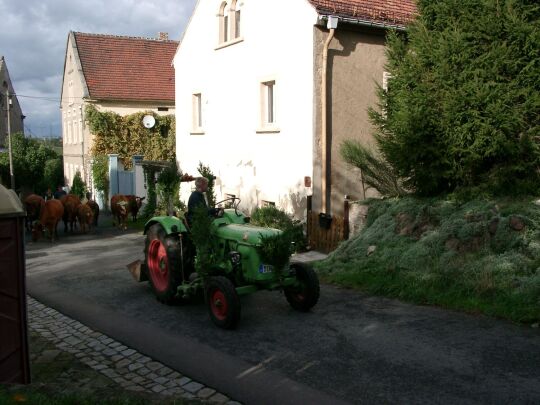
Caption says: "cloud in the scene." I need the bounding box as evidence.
[0,0,197,137]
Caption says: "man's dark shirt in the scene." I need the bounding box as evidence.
[54,189,67,199]
[187,191,217,225]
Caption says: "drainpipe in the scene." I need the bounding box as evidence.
[80,106,86,186]
[321,16,338,214]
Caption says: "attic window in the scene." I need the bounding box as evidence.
[217,0,243,49]
[218,2,230,44]
[231,0,242,39]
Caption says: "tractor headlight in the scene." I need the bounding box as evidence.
[229,251,241,266]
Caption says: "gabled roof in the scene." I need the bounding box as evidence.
[308,0,417,27]
[73,32,179,102]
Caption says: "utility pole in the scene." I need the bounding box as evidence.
[6,89,15,190]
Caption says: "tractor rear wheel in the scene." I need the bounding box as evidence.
[284,263,320,312]
[206,276,241,329]
[145,223,183,304]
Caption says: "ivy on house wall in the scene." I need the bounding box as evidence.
[85,105,176,169]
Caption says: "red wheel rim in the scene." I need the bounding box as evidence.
[210,289,228,321]
[294,292,306,302]
[148,239,169,292]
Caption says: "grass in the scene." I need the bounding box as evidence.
[0,390,157,405]
[0,332,198,405]
[316,196,540,324]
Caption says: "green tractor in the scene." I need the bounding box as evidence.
[138,198,319,329]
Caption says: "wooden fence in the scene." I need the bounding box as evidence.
[306,196,350,254]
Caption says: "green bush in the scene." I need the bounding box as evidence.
[0,133,60,193]
[91,155,109,207]
[71,170,87,199]
[349,0,540,197]
[197,162,216,207]
[156,161,182,216]
[251,206,307,252]
[41,158,64,192]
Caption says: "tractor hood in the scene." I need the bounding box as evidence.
[213,223,282,246]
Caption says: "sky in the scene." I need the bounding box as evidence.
[0,0,197,138]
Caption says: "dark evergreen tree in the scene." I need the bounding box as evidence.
[71,170,87,199]
[349,0,540,196]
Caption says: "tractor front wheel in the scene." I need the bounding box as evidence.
[206,276,241,329]
[145,224,183,304]
[284,263,320,312]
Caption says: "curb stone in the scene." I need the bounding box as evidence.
[27,296,238,404]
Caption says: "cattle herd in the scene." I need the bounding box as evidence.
[23,193,145,242]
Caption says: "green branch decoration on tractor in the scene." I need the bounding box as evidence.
[133,190,319,329]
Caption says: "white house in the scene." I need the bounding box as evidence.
[60,31,178,192]
[174,0,416,218]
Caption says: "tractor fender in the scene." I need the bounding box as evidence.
[143,216,188,235]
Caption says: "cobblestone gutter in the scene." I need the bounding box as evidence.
[27,296,240,404]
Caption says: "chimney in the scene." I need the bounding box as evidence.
[158,32,169,41]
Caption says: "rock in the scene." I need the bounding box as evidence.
[488,218,500,235]
[349,204,369,237]
[395,213,415,236]
[532,323,539,329]
[509,216,525,231]
[534,199,540,206]
[367,245,377,256]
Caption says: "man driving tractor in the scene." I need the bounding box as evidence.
[187,177,223,226]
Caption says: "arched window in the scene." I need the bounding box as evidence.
[218,2,229,44]
[231,0,241,39]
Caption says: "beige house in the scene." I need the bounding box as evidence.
[60,31,179,190]
[174,0,416,218]
[0,56,24,147]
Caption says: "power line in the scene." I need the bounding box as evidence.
[14,94,61,102]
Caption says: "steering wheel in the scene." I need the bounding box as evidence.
[214,197,242,217]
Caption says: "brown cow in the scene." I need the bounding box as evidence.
[111,194,129,230]
[60,194,81,233]
[125,195,146,222]
[87,200,100,227]
[32,199,64,242]
[24,194,45,231]
[76,203,94,233]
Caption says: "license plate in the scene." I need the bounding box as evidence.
[259,264,274,274]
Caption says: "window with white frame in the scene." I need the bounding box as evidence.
[231,0,242,39]
[383,71,392,92]
[192,93,203,133]
[79,119,83,143]
[68,80,74,105]
[218,2,230,44]
[66,120,71,144]
[218,0,243,47]
[260,80,277,129]
[382,71,392,117]
[74,119,79,143]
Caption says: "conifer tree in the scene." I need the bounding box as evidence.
[348,0,540,196]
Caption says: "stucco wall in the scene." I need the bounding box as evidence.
[174,0,318,218]
[0,59,24,147]
[313,24,386,216]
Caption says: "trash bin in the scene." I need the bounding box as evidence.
[0,184,30,384]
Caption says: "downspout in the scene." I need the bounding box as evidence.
[321,16,338,214]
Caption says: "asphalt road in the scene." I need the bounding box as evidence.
[25,227,540,404]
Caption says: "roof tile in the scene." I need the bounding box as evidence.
[308,0,417,26]
[73,32,178,102]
